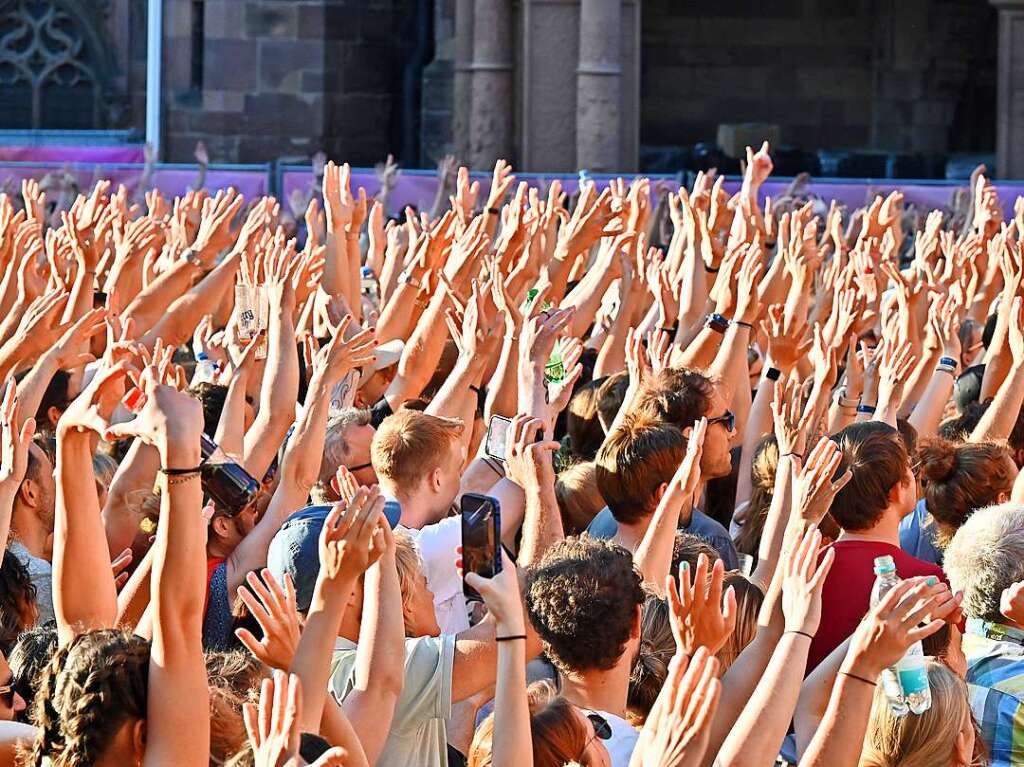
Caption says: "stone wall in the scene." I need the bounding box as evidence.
[161,0,417,164]
[641,0,997,156]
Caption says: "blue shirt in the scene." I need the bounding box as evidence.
[963,619,1024,766]
[898,499,943,566]
[586,506,740,571]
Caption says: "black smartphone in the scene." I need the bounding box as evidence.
[484,415,512,462]
[461,493,502,602]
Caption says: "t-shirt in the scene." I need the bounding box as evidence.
[586,506,740,571]
[9,542,53,625]
[331,634,456,767]
[400,516,469,635]
[583,709,638,767]
[806,540,946,672]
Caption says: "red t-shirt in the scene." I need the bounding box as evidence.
[806,540,946,673]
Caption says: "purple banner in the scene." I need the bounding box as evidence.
[0,145,145,163]
[0,163,270,200]
[284,167,1024,220]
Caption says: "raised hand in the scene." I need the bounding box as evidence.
[236,570,302,672]
[781,527,834,637]
[56,360,133,437]
[191,188,244,263]
[842,578,948,680]
[243,671,348,767]
[461,554,523,633]
[770,377,814,459]
[631,647,721,767]
[0,382,34,495]
[666,553,737,656]
[504,414,559,492]
[520,306,575,369]
[310,315,376,385]
[318,486,386,586]
[1002,581,1024,625]
[790,436,851,526]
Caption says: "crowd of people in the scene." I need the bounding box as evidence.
[0,141,1021,766]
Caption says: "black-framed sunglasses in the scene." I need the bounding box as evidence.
[707,409,735,433]
[577,711,612,759]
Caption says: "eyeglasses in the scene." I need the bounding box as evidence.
[347,461,373,474]
[707,409,735,433]
[577,711,612,760]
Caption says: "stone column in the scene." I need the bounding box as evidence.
[992,0,1024,178]
[453,0,474,163]
[576,0,621,172]
[468,0,514,169]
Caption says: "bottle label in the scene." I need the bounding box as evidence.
[898,660,929,697]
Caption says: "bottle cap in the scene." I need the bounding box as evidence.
[873,555,896,575]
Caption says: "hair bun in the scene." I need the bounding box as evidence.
[917,438,957,483]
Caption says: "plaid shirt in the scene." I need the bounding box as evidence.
[964,619,1024,766]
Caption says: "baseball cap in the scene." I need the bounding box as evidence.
[267,504,332,612]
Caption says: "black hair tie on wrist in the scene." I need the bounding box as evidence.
[160,465,204,476]
[495,634,527,643]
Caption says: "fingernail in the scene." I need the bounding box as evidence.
[926,576,937,587]
[681,562,689,573]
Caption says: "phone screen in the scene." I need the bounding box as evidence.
[461,493,502,601]
[485,416,512,463]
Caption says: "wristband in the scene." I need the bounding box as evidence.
[495,634,527,643]
[658,325,677,335]
[856,404,876,415]
[838,671,877,687]
[838,396,860,409]
[732,319,753,329]
[164,473,201,487]
[938,356,959,369]
[764,366,781,381]
[705,313,729,334]
[936,365,956,377]
[398,271,422,289]
[705,265,720,273]
[160,465,204,476]
[781,452,803,460]
[487,206,501,215]
[785,630,814,641]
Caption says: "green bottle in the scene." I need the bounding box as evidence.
[545,339,565,383]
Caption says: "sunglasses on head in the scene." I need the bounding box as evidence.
[707,409,735,433]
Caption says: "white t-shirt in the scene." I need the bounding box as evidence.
[583,709,639,767]
[400,516,470,635]
[331,635,455,767]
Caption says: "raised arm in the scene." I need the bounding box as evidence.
[715,528,833,767]
[972,296,1024,442]
[634,418,706,591]
[52,362,132,645]
[227,319,375,597]
[241,242,301,479]
[107,380,210,767]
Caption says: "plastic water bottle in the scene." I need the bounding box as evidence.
[869,555,932,716]
[194,352,218,384]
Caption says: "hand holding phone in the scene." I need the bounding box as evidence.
[461,493,502,601]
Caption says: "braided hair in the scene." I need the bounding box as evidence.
[26,630,150,767]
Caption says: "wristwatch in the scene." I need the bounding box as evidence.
[705,313,730,334]
[183,248,204,268]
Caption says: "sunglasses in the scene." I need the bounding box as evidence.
[707,409,735,433]
[577,711,612,759]
[347,461,373,473]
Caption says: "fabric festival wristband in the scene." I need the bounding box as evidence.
[856,404,876,415]
[938,356,958,369]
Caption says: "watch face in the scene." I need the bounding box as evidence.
[708,314,729,333]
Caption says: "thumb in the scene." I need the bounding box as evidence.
[103,417,141,442]
[464,571,488,593]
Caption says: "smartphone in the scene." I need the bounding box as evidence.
[485,416,512,462]
[461,493,502,602]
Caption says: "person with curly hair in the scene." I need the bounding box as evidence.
[0,552,37,655]
[525,535,645,767]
